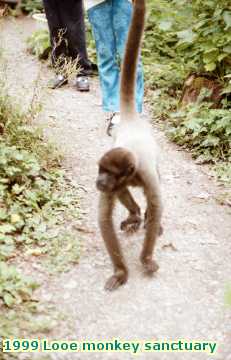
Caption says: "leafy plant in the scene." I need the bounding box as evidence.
[145,0,231,75]
[214,163,231,185]
[0,141,80,261]
[27,29,51,59]
[142,0,231,185]
[0,262,38,307]
[1,90,61,170]
[85,17,97,63]
[168,105,231,162]
[0,75,80,337]
[21,0,43,13]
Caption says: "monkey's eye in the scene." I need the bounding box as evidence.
[118,169,130,178]
[114,172,123,179]
[115,174,127,183]
[99,165,107,173]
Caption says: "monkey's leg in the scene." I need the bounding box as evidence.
[99,192,128,290]
[144,210,163,236]
[118,188,141,233]
[140,179,162,274]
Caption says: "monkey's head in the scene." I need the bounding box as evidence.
[96,147,137,193]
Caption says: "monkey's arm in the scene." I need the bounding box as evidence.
[140,175,162,273]
[118,188,140,215]
[98,192,128,290]
[117,188,141,232]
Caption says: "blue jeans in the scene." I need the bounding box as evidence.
[88,0,144,113]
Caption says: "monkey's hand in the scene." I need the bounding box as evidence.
[140,256,159,275]
[105,269,128,291]
[120,214,141,233]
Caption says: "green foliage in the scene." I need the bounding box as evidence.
[0,301,57,340]
[0,142,80,267]
[0,262,56,344]
[0,82,80,336]
[0,85,58,167]
[85,17,97,63]
[0,262,38,307]
[27,29,51,60]
[182,0,231,73]
[21,0,43,13]
[168,105,231,162]
[144,0,193,91]
[144,0,231,184]
[214,163,231,185]
[145,0,231,76]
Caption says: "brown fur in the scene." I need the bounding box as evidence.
[96,0,163,291]
[120,0,146,116]
[97,148,138,193]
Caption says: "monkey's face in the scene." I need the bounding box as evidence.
[96,147,137,193]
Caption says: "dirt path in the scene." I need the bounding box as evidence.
[1,17,231,360]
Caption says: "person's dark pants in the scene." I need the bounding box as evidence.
[43,0,92,76]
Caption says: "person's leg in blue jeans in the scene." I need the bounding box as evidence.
[88,0,144,113]
[88,1,119,112]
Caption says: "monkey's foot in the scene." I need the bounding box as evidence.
[105,270,128,291]
[120,215,141,233]
[141,258,159,275]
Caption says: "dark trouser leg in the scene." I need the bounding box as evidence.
[56,0,92,75]
[42,0,69,69]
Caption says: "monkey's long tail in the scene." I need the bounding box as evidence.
[120,0,146,119]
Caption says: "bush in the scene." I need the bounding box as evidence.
[168,105,231,163]
[0,262,38,307]
[21,0,43,13]
[144,0,231,76]
[143,0,231,183]
[0,82,80,338]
